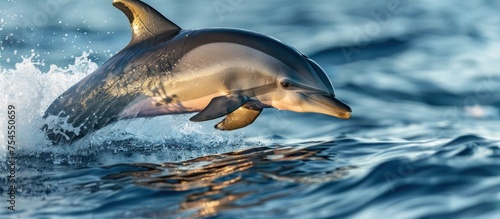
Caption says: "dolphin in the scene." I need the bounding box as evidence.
[43,0,352,144]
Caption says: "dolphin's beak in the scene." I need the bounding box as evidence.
[299,92,352,119]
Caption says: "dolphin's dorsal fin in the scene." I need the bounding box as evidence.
[113,0,181,44]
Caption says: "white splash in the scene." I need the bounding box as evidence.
[0,52,94,155]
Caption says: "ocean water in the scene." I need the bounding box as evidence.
[1,0,500,218]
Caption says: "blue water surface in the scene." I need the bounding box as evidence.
[1,0,500,218]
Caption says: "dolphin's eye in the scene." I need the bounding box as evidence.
[280,81,290,88]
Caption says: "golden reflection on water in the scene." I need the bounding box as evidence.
[95,144,356,218]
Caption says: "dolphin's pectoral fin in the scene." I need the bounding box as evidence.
[113,0,181,44]
[215,104,262,130]
[189,95,249,122]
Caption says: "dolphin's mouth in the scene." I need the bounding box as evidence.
[299,92,352,119]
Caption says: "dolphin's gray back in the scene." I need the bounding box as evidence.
[186,29,310,75]
[184,29,333,92]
